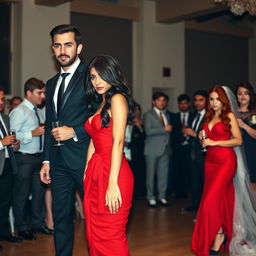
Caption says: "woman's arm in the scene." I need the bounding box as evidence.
[83,139,95,180]
[202,113,242,147]
[237,118,256,139]
[105,93,128,214]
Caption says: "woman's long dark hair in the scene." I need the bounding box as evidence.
[85,55,134,128]
[235,81,256,112]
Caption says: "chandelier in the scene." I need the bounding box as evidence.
[214,0,256,16]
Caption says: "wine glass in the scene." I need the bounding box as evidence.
[52,121,64,146]
[201,130,207,152]
[9,129,17,147]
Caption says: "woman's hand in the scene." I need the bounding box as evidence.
[202,138,217,147]
[105,181,122,214]
[198,130,204,141]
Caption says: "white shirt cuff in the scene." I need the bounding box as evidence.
[0,141,5,151]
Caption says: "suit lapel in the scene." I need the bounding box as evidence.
[49,75,59,119]
[2,114,9,131]
[60,62,85,113]
[152,109,162,126]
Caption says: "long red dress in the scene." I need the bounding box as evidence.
[83,114,134,256]
[192,122,237,256]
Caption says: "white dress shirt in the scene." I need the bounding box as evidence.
[180,112,189,127]
[9,99,42,153]
[153,107,168,126]
[53,58,81,111]
[192,109,205,132]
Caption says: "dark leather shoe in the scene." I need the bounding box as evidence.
[0,235,22,243]
[18,231,36,240]
[32,226,54,235]
[0,245,3,251]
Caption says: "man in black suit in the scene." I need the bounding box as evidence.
[172,94,194,199]
[40,25,91,256]
[0,88,21,245]
[182,90,207,212]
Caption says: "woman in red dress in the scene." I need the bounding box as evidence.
[83,55,134,256]
[192,86,242,256]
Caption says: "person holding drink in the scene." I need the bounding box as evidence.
[40,24,90,256]
[192,86,242,255]
[9,77,47,240]
[0,87,21,245]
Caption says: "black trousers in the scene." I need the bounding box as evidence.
[12,153,45,231]
[51,150,84,256]
[0,159,13,236]
[173,145,191,198]
[190,159,204,209]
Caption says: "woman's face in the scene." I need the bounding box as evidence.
[134,107,141,119]
[237,86,250,106]
[209,92,223,112]
[90,67,112,95]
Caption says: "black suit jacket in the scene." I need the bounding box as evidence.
[0,114,17,175]
[171,112,195,151]
[190,114,206,162]
[43,62,91,170]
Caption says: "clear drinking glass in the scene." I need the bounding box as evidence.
[201,129,207,152]
[9,129,17,146]
[52,121,64,146]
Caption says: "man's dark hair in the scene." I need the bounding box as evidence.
[193,90,207,99]
[152,91,169,101]
[24,78,45,96]
[50,24,82,46]
[177,93,190,103]
[0,87,4,93]
[10,96,22,105]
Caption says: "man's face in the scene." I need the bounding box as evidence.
[0,91,5,112]
[193,95,206,111]
[178,100,190,112]
[27,88,45,106]
[10,98,22,110]
[153,96,168,111]
[52,32,82,70]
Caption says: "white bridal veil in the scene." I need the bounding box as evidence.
[222,86,256,256]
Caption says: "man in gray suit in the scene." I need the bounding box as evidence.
[144,92,172,207]
[0,88,21,245]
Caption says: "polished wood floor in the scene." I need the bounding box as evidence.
[0,198,226,256]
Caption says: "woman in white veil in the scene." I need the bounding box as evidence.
[222,86,256,256]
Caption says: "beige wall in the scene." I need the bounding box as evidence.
[13,0,256,109]
[12,0,70,96]
[133,0,185,112]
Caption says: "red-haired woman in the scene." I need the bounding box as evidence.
[192,86,242,256]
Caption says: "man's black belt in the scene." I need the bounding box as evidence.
[14,152,42,157]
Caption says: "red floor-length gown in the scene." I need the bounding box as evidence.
[192,122,237,256]
[83,114,134,256]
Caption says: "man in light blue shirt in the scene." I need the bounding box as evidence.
[9,77,51,240]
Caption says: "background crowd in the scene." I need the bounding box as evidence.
[1,78,256,252]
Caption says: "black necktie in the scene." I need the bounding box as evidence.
[57,73,70,114]
[0,120,14,158]
[34,107,42,151]
[182,114,186,126]
[192,113,201,131]
[159,111,165,127]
